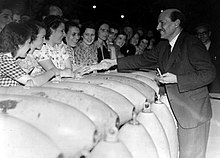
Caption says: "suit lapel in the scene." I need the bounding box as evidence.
[164,46,181,71]
[162,44,171,71]
[164,32,184,71]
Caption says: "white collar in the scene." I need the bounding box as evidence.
[205,41,211,50]
[3,52,13,57]
[169,32,181,51]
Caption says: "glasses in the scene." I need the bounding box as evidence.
[196,31,208,36]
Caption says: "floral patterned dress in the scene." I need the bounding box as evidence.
[65,45,78,69]
[33,42,70,70]
[17,53,45,76]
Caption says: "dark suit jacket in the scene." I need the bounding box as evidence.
[117,31,216,128]
[208,42,220,92]
[97,46,111,63]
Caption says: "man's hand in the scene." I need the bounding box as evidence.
[157,72,177,84]
[100,59,117,67]
[98,61,113,70]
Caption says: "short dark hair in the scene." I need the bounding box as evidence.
[138,35,150,46]
[64,20,80,34]
[0,22,31,57]
[96,20,110,31]
[43,15,65,40]
[120,23,134,32]
[170,10,186,28]
[81,21,96,36]
[63,20,81,44]
[195,23,211,32]
[116,30,127,41]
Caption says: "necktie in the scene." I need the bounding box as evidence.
[167,44,172,58]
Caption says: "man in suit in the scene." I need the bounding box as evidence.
[194,23,220,92]
[102,9,216,158]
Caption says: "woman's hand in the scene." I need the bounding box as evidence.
[88,62,112,71]
[24,79,35,88]
[74,66,91,76]
[50,67,61,76]
[108,45,117,59]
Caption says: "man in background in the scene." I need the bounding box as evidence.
[195,23,220,92]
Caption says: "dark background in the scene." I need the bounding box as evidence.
[1,0,220,42]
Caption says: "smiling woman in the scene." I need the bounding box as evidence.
[64,21,80,48]
[33,15,73,78]
[71,22,111,74]
[0,22,57,87]
[17,20,47,76]
[63,21,81,72]
[73,22,98,66]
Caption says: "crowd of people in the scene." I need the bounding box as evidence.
[0,4,219,158]
[0,4,161,87]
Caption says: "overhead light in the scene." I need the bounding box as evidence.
[93,5,96,9]
[121,14,125,18]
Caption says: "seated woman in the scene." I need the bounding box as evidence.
[120,31,140,57]
[74,22,97,66]
[63,21,84,72]
[0,22,58,87]
[64,20,93,76]
[113,31,127,58]
[135,35,149,55]
[64,20,80,59]
[95,21,116,63]
[73,22,108,73]
[17,20,47,76]
[33,15,72,78]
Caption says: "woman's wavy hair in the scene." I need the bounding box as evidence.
[138,35,150,47]
[43,15,65,40]
[0,22,31,57]
[80,21,96,36]
[23,20,46,43]
[95,20,110,41]
[63,20,80,44]
[64,20,80,34]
